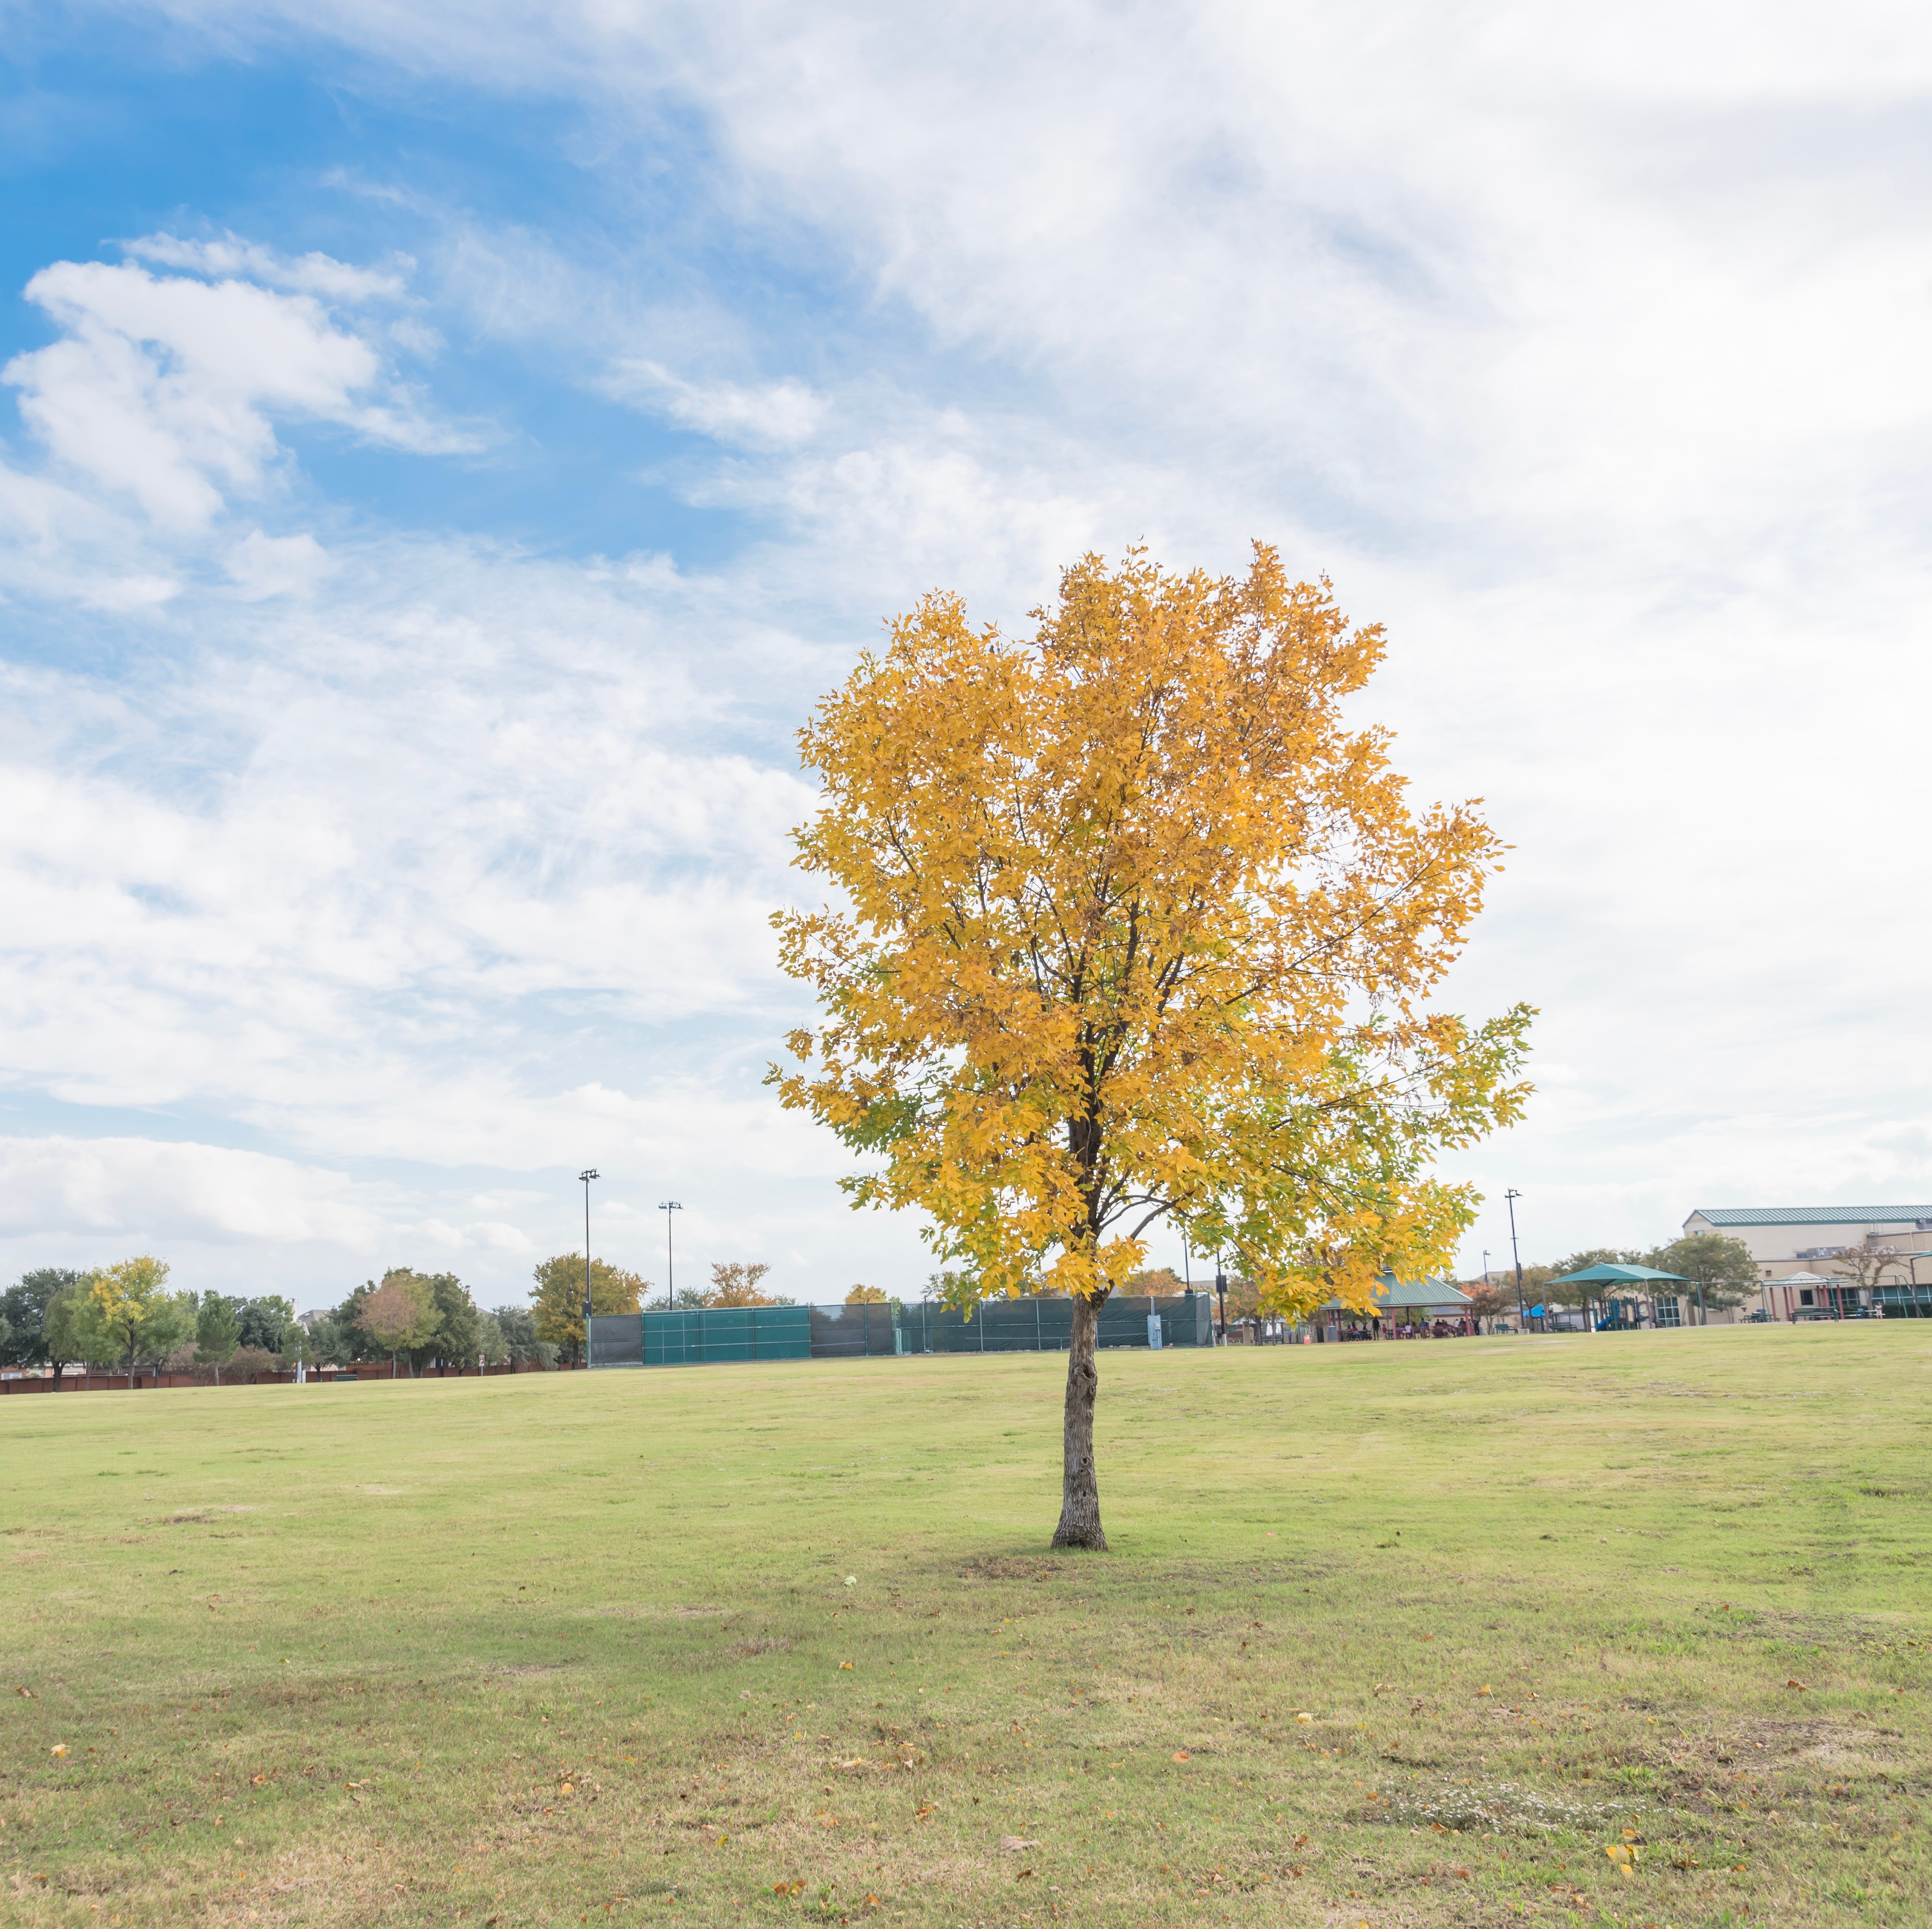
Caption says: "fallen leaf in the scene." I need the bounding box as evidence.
[840,1661,855,1671]
[50,1745,67,1757]
[1295,1712,1313,1723]
[1786,1679,1806,1691]
[1017,1868,1034,1880]
[1000,1835,1041,1854]
[1172,1750,1190,1762]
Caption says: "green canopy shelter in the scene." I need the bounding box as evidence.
[1548,1261,1688,1332]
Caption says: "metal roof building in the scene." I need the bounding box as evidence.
[1682,1206,1932,1320]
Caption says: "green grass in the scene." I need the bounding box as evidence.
[2,1324,1929,1927]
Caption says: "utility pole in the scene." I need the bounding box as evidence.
[1505,1189,1526,1331]
[579,1169,599,1363]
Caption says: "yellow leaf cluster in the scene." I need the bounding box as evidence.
[770,546,1532,1315]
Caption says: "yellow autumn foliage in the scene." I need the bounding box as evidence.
[770,545,1532,1319]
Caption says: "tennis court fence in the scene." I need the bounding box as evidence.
[587,1292,1213,1368]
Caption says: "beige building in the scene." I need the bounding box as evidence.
[1682,1206,1932,1321]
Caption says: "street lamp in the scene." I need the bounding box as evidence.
[1505,1189,1526,1331]
[579,1169,599,1362]
[659,1200,682,1310]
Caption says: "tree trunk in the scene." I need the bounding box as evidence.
[1051,1294,1107,1551]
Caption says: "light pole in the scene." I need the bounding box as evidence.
[660,1200,682,1310]
[579,1169,599,1362]
[1214,1257,1228,1343]
[1505,1189,1526,1331]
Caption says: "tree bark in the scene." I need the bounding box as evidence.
[1052,1293,1107,1550]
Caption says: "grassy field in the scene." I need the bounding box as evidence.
[2,1324,1928,1929]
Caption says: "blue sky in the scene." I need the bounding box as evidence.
[2,0,1929,1309]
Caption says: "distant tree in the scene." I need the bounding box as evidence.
[1220,1274,1264,1321]
[225,1345,281,1384]
[416,1274,481,1370]
[1495,1264,1554,1322]
[1825,1244,1908,1307]
[1645,1233,1763,1319]
[196,1296,241,1384]
[356,1272,442,1376]
[669,1287,712,1308]
[84,1258,194,1387]
[476,1309,509,1365]
[709,1262,790,1307]
[531,1255,646,1363]
[1123,1267,1185,1295]
[302,1311,354,1367]
[330,1282,378,1359]
[42,1283,92,1378]
[1,1268,85,1370]
[490,1303,557,1365]
[844,1283,888,1304]
[1463,1280,1507,1327]
[235,1295,296,1354]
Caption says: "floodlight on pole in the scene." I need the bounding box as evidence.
[579,1170,599,1310]
[1505,1189,1526,1330]
[659,1201,682,1310]
[579,1169,599,1364]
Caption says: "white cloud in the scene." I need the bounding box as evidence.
[122,230,412,302]
[3,255,472,529]
[607,359,828,447]
[0,1135,381,1247]
[226,528,331,598]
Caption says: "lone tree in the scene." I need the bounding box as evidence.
[1644,1233,1762,1323]
[772,546,1531,1549]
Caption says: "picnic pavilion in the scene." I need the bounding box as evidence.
[1313,1272,1477,1341]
